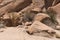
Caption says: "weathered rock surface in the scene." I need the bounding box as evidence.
[48,3,60,25]
[26,21,60,38]
[0,0,60,40]
[33,13,50,21]
[0,0,32,16]
[32,0,45,12]
[0,27,59,40]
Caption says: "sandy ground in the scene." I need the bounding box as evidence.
[0,27,60,40]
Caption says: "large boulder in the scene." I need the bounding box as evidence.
[48,3,60,25]
[0,0,32,16]
[33,13,50,21]
[26,21,60,38]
